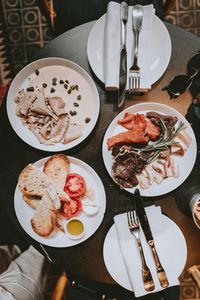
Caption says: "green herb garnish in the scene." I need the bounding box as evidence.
[133,119,185,163]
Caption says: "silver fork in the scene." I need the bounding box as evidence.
[127,201,155,292]
[128,5,143,100]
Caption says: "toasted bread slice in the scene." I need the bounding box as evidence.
[43,154,70,199]
[18,164,51,197]
[55,213,65,232]
[31,192,57,237]
[23,195,41,209]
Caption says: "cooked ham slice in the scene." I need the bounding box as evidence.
[15,87,84,146]
[29,113,70,145]
[48,96,68,116]
[30,91,58,120]
[16,90,37,116]
[63,123,83,144]
[15,89,26,116]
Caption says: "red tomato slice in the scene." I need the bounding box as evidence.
[64,173,86,198]
[59,198,82,219]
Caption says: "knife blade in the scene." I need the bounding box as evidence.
[134,188,153,241]
[118,1,128,108]
[134,188,169,289]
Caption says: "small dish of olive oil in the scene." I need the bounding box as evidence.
[66,218,85,239]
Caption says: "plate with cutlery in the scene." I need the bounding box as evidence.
[103,190,187,297]
[87,5,171,87]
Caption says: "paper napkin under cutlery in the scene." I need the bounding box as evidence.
[114,206,179,297]
[104,2,155,91]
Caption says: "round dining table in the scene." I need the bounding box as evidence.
[0,18,200,299]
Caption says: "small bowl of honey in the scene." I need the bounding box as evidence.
[66,218,85,239]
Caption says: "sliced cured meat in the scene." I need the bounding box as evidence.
[117,113,146,131]
[146,111,178,130]
[107,129,149,150]
[145,118,161,140]
[117,113,161,141]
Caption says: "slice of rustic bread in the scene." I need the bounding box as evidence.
[31,192,57,237]
[43,154,70,200]
[18,164,51,197]
[23,195,41,209]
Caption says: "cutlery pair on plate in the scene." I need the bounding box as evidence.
[118,3,144,108]
[127,189,169,291]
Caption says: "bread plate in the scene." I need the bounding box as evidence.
[14,156,106,247]
[102,102,197,197]
[7,57,100,151]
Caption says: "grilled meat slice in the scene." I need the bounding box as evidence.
[146,112,178,130]
[107,129,149,150]
[112,149,148,188]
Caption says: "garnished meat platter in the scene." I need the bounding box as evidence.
[102,102,197,197]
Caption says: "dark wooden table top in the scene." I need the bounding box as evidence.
[0,20,200,288]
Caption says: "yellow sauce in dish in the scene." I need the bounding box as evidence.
[66,219,84,236]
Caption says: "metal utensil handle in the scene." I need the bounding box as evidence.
[121,19,126,49]
[121,1,128,50]
[133,28,140,68]
[136,238,155,291]
[148,240,169,288]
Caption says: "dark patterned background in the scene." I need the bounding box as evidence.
[1,0,51,75]
[1,0,200,76]
[165,0,200,37]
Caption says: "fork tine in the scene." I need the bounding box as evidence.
[135,76,138,90]
[127,200,134,225]
[138,75,140,90]
[126,203,131,226]
[129,76,132,91]
[131,202,137,225]
[133,75,135,90]
[135,75,138,90]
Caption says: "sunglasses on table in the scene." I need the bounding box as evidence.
[163,51,200,99]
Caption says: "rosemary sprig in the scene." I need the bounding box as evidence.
[133,120,185,162]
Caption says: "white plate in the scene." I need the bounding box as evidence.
[103,215,187,291]
[102,102,197,197]
[14,156,106,247]
[7,57,100,152]
[87,14,171,85]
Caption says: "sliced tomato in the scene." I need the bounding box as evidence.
[64,173,86,198]
[59,198,82,219]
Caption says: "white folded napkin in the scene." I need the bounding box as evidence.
[104,2,155,91]
[114,206,179,297]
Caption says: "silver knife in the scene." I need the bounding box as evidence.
[134,189,169,289]
[118,1,128,108]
